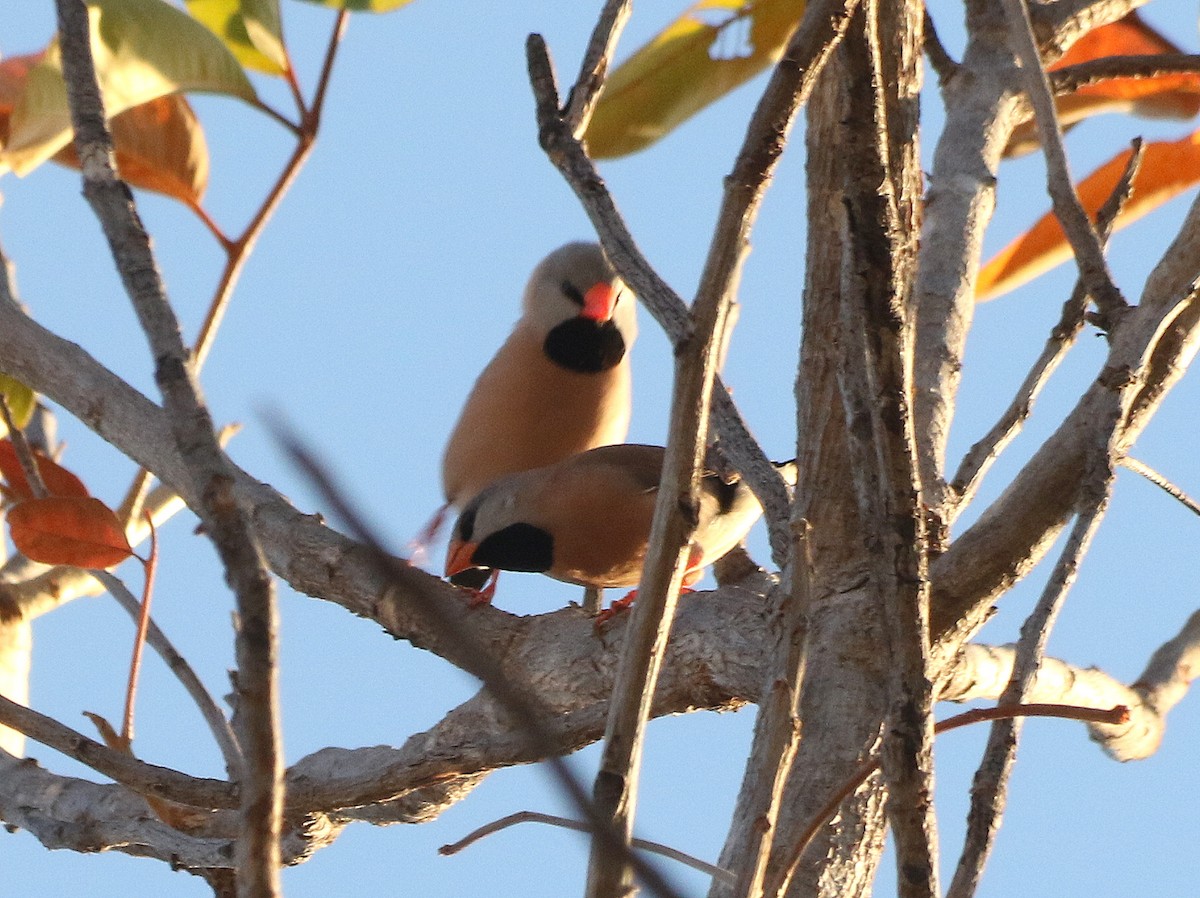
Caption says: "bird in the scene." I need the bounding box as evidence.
[444,444,796,606]
[440,241,637,511]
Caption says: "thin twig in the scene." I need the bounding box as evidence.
[923,8,958,85]
[270,420,685,898]
[776,702,1128,894]
[948,343,1130,898]
[0,691,237,808]
[564,0,632,137]
[950,139,1144,514]
[998,0,1127,326]
[0,396,49,498]
[92,570,243,775]
[947,497,1110,898]
[116,521,155,745]
[192,11,350,371]
[534,0,857,889]
[526,38,788,567]
[440,810,736,885]
[1120,456,1200,517]
[53,4,284,894]
[1050,52,1200,96]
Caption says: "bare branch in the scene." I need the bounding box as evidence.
[93,569,243,776]
[923,8,959,85]
[193,10,350,372]
[563,0,632,137]
[721,526,812,898]
[525,0,863,567]
[998,0,1126,326]
[52,3,284,893]
[1049,52,1200,94]
[0,691,236,809]
[947,497,1110,898]
[1119,456,1200,518]
[440,810,735,885]
[833,4,937,895]
[950,140,1144,513]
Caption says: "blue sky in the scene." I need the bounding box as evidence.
[3,2,1199,897]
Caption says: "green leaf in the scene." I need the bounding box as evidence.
[288,0,415,12]
[186,0,288,75]
[586,0,805,159]
[4,0,257,175]
[0,375,36,434]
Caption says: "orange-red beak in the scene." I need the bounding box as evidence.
[580,282,618,323]
[445,538,481,577]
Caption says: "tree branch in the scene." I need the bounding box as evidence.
[563,0,632,137]
[950,139,1143,514]
[52,3,284,893]
[999,0,1126,326]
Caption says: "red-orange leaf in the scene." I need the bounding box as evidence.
[0,53,43,149]
[979,130,1200,300]
[51,93,209,206]
[8,496,133,568]
[1006,12,1200,156]
[0,439,90,500]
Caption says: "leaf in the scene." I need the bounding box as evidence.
[978,131,1200,300]
[8,496,133,569]
[585,0,804,159]
[4,0,257,175]
[186,0,288,75]
[1006,12,1200,157]
[52,94,210,206]
[0,439,91,500]
[288,0,415,11]
[0,375,37,433]
[0,53,43,151]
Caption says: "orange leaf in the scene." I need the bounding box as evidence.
[1006,12,1200,156]
[8,496,133,568]
[979,131,1200,300]
[0,439,90,500]
[0,53,43,149]
[51,94,209,206]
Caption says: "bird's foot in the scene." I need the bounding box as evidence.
[594,590,637,628]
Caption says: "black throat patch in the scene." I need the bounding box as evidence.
[543,318,626,373]
[472,523,554,573]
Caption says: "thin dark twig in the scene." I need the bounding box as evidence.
[950,139,1144,514]
[999,0,1127,325]
[268,419,685,898]
[1120,456,1200,517]
[440,810,736,885]
[1050,53,1200,95]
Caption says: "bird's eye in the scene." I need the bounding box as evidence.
[457,507,477,541]
[560,281,585,306]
